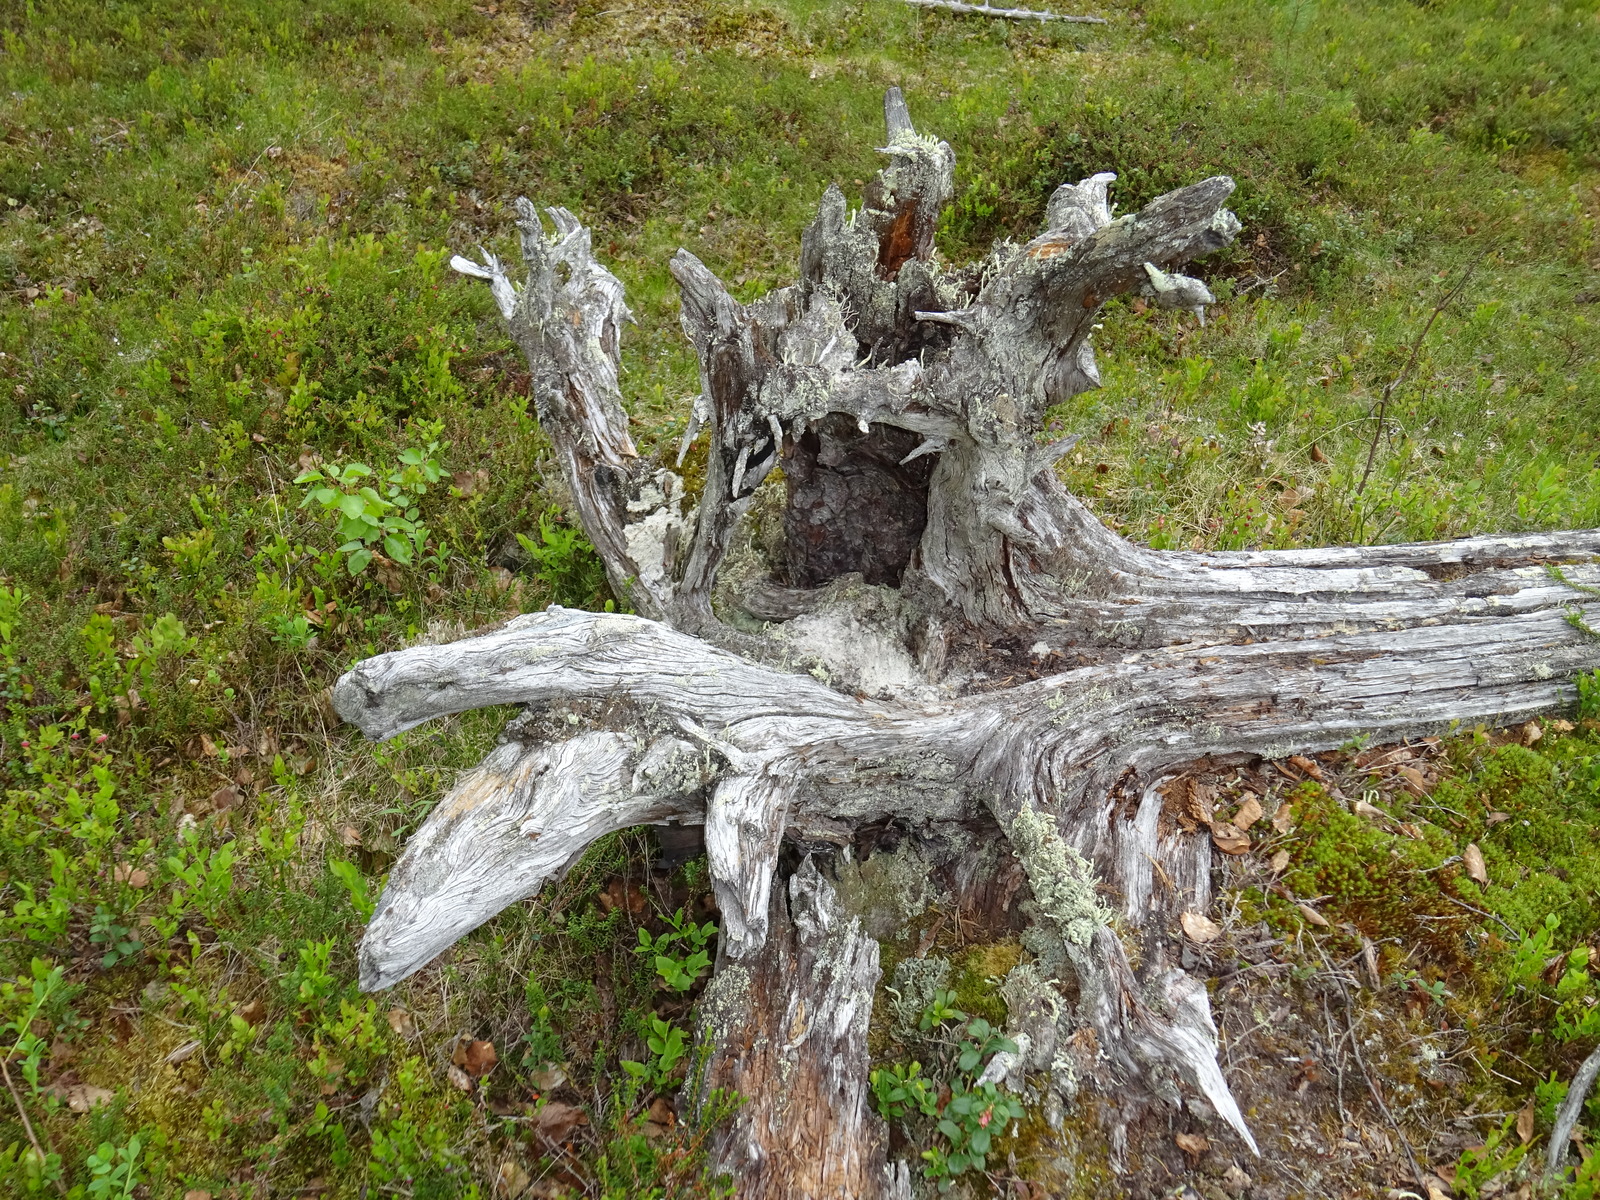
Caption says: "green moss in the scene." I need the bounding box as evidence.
[1001,1097,1118,1200]
[948,941,1025,1028]
[1435,739,1600,941]
[1276,780,1464,960]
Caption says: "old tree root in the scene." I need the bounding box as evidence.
[333,89,1600,1195]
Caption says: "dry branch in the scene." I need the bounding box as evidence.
[903,0,1108,22]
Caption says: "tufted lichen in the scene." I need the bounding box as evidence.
[1010,806,1113,975]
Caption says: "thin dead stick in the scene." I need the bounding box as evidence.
[903,0,1107,22]
[1546,1042,1600,1180]
[1320,989,1350,1129]
[0,1057,67,1197]
[1318,947,1426,1186]
[1355,253,1489,500]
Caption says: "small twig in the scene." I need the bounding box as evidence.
[1355,253,1489,501]
[903,0,1107,21]
[1439,893,1522,942]
[1317,947,1427,1187]
[1321,989,1350,1128]
[0,1056,68,1197]
[1547,1042,1600,1180]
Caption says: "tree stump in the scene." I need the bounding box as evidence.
[333,89,1600,1196]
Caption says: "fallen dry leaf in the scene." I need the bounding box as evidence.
[447,1063,473,1092]
[1269,849,1290,875]
[528,1062,567,1090]
[207,784,239,812]
[1518,1097,1536,1144]
[113,863,150,888]
[1310,443,1328,463]
[185,1191,214,1200]
[1352,798,1386,820]
[1463,843,1488,886]
[598,879,648,915]
[1180,912,1222,944]
[1288,754,1325,781]
[236,999,268,1026]
[1521,721,1543,746]
[1210,823,1251,855]
[1389,768,1426,800]
[647,1096,675,1126]
[535,1100,589,1143]
[339,825,362,848]
[387,1008,417,1038]
[1174,1131,1210,1158]
[48,1082,115,1112]
[454,1039,498,1078]
[1549,718,1575,733]
[497,1158,531,1198]
[1271,804,1295,834]
[1486,811,1511,825]
[1233,795,1264,831]
[1298,903,1331,929]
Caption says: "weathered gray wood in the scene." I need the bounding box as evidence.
[903,0,1107,22]
[450,206,692,625]
[354,87,1600,1192]
[1548,1042,1600,1179]
[357,724,710,990]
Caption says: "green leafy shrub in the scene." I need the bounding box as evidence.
[621,1015,687,1092]
[923,1081,1025,1191]
[296,431,446,575]
[88,904,143,970]
[918,988,965,1031]
[85,1137,142,1200]
[869,1061,939,1121]
[871,1007,1021,1191]
[518,511,615,610]
[634,908,717,993]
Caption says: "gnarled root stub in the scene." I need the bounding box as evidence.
[335,86,1600,1195]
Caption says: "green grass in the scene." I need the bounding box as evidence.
[1,0,1598,1193]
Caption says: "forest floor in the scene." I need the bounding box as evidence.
[2,0,1599,1196]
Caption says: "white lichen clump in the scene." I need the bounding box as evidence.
[1010,806,1112,956]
